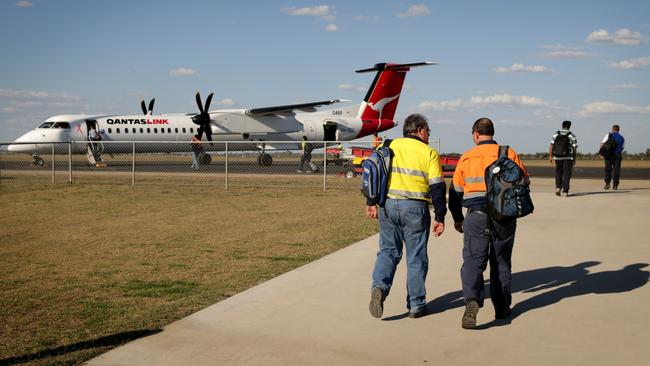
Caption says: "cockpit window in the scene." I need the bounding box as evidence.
[52,122,71,129]
[38,122,54,128]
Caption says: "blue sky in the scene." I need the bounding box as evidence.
[1,0,649,153]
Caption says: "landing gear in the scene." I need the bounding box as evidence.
[257,153,272,166]
[198,152,212,165]
[31,155,44,167]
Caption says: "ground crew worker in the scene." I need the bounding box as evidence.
[448,117,528,329]
[549,120,577,197]
[372,132,383,148]
[298,136,314,173]
[367,113,447,319]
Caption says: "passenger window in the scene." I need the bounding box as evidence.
[140,128,143,133]
[117,128,121,133]
[132,128,136,133]
[175,128,179,133]
[190,128,194,133]
[182,128,186,133]
[147,128,151,133]
[154,128,158,133]
[168,128,171,133]
[161,128,165,134]
[125,128,128,134]
[108,128,112,134]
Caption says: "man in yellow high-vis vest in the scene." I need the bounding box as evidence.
[367,114,447,319]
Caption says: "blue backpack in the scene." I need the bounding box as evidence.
[485,145,534,221]
[361,139,393,206]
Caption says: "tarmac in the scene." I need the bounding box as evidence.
[87,178,650,366]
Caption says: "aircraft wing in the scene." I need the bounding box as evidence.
[246,99,348,115]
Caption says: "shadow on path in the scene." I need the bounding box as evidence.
[569,191,630,197]
[0,328,162,365]
[382,262,649,328]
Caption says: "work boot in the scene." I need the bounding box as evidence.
[408,308,427,319]
[555,188,561,196]
[462,300,480,329]
[604,183,610,190]
[369,287,385,319]
[613,184,619,190]
[561,191,568,198]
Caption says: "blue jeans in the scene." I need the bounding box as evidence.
[371,198,431,312]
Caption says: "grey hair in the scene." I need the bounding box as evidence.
[403,113,429,136]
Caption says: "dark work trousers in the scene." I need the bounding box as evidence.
[605,154,622,186]
[554,160,573,193]
[300,153,312,171]
[461,209,516,313]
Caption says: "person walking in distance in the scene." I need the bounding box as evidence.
[367,114,447,319]
[601,124,625,190]
[549,120,577,197]
[448,117,529,329]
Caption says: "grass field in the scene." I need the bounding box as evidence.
[0,182,377,365]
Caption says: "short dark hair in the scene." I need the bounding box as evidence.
[562,120,572,129]
[403,113,429,136]
[612,124,620,132]
[472,117,494,136]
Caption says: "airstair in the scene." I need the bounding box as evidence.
[86,141,106,167]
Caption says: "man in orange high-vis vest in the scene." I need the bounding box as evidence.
[448,117,528,329]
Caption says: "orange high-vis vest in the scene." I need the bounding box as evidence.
[452,143,528,199]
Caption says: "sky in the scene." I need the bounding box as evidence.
[1,0,649,153]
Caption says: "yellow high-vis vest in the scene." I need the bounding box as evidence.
[386,137,444,203]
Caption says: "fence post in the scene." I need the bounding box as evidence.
[51,143,55,184]
[225,142,229,190]
[131,141,136,187]
[68,141,72,184]
[323,141,327,191]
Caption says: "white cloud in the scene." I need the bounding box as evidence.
[216,98,235,107]
[609,83,641,92]
[495,63,556,74]
[169,67,197,76]
[0,88,81,102]
[15,1,32,8]
[609,56,650,70]
[539,45,595,59]
[337,84,365,93]
[581,101,650,114]
[354,15,382,21]
[586,28,649,46]
[397,4,431,18]
[283,5,331,17]
[418,94,551,112]
[325,23,339,32]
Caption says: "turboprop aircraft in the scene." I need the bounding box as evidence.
[8,62,433,166]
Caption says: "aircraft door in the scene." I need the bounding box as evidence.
[323,122,337,141]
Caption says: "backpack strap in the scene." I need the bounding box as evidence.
[384,139,393,148]
[498,145,509,159]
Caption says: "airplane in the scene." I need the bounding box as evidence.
[8,62,434,167]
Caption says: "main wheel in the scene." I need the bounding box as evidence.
[345,170,355,179]
[258,154,273,166]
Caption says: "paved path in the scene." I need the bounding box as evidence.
[88,178,650,366]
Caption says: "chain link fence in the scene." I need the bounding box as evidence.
[0,139,442,190]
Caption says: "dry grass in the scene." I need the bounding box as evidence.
[0,181,376,365]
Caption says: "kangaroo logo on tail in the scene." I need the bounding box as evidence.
[354,62,435,138]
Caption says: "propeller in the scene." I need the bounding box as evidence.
[140,98,155,115]
[192,92,214,141]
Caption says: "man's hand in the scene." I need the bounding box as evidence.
[432,221,444,237]
[366,205,378,219]
[549,157,553,164]
[454,221,464,233]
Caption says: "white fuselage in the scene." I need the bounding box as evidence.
[8,105,364,155]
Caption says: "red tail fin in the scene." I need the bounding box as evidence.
[355,62,434,137]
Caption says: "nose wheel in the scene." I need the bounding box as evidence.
[257,153,273,166]
[31,155,45,167]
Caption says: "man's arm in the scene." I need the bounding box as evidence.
[549,143,553,163]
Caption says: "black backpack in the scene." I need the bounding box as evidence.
[552,132,570,157]
[599,133,618,159]
[485,146,534,221]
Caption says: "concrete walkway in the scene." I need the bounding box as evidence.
[88,178,650,366]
